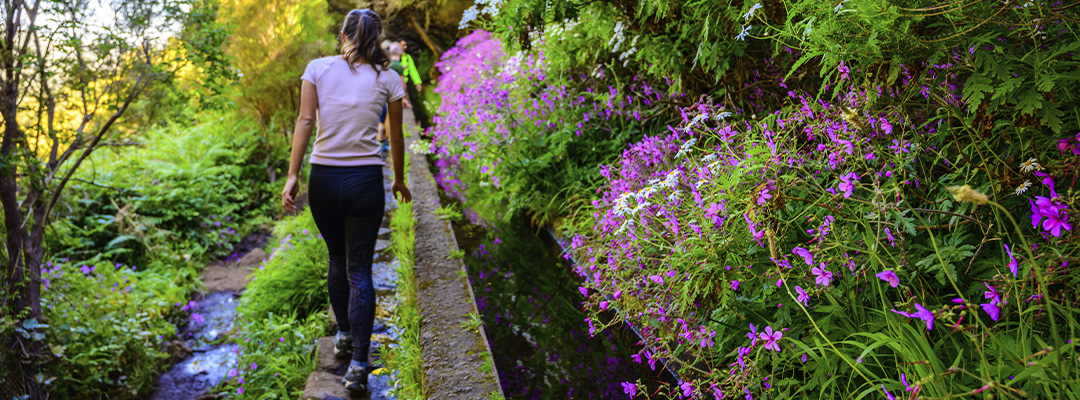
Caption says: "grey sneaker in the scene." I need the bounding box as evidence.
[342,363,369,393]
[333,331,351,359]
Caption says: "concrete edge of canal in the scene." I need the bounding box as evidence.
[406,132,504,399]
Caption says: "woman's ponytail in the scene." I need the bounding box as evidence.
[341,9,389,74]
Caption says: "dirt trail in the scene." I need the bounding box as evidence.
[406,134,503,399]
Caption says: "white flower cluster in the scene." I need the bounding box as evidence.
[607,21,640,66]
[458,0,503,29]
[547,19,581,40]
[408,139,434,155]
[501,52,522,78]
[663,169,680,188]
[608,21,627,51]
[676,137,698,159]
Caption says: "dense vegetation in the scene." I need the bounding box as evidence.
[434,0,1079,398]
[1,0,449,398]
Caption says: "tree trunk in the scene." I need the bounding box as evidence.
[403,11,442,80]
[1,84,45,400]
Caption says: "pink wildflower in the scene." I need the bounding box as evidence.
[875,270,899,288]
[758,326,783,351]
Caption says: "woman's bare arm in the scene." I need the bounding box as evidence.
[282,80,319,212]
[387,98,411,202]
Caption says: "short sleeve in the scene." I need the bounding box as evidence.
[384,69,407,102]
[300,59,319,84]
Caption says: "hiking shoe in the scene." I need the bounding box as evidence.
[342,363,369,393]
[333,331,351,359]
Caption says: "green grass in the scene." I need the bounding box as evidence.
[385,164,425,399]
[434,204,463,221]
[222,210,331,399]
[459,312,482,333]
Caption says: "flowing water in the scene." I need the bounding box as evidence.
[449,216,674,399]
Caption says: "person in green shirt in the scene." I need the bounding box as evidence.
[378,42,410,152]
[398,38,431,131]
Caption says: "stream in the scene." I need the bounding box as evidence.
[449,215,675,399]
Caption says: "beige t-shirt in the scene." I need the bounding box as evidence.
[301,56,406,166]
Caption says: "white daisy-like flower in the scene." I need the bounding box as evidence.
[1019,158,1042,173]
[1015,180,1032,195]
[663,170,680,188]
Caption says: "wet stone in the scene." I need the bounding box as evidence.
[302,371,362,400]
[372,261,398,293]
[316,337,348,373]
[374,240,392,253]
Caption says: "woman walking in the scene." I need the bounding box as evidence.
[280,9,411,393]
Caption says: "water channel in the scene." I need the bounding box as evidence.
[448,214,675,399]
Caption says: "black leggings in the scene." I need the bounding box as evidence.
[308,164,385,363]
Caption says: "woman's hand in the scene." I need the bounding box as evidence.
[282,175,301,212]
[392,180,412,203]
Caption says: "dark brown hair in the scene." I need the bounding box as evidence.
[341,9,388,74]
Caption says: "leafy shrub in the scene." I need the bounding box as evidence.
[239,209,329,321]
[219,313,324,399]
[440,0,1080,394]
[429,31,670,224]
[35,260,188,399]
[222,209,332,399]
[574,95,1078,398]
[56,112,277,269]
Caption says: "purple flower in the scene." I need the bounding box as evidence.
[622,381,637,396]
[1031,196,1071,237]
[882,385,896,400]
[758,326,783,351]
[237,387,244,395]
[747,323,758,346]
[982,303,1000,321]
[578,287,588,296]
[838,172,859,198]
[876,270,899,288]
[984,282,1001,305]
[705,202,724,226]
[792,246,814,265]
[1004,243,1018,277]
[679,380,695,397]
[250,362,257,371]
[731,280,741,291]
[699,327,716,347]
[892,303,935,330]
[837,61,850,81]
[812,264,833,286]
[795,285,810,306]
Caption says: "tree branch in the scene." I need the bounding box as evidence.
[32,70,150,237]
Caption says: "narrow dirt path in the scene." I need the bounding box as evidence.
[407,134,503,399]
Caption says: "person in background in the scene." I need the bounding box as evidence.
[281,9,411,394]
[398,38,430,131]
[377,43,410,152]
